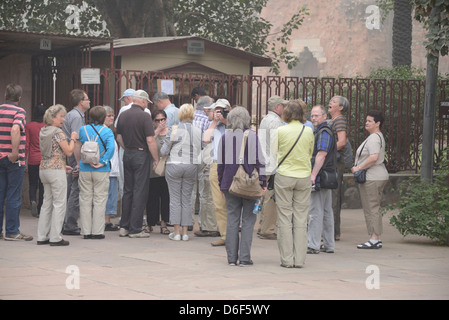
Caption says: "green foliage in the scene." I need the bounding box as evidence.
[174,1,309,75]
[385,153,449,245]
[0,0,308,75]
[0,0,108,36]
[411,0,449,62]
[368,65,426,80]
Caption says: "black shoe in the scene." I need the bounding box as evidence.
[50,239,70,246]
[105,223,119,231]
[83,235,92,239]
[91,234,105,239]
[239,260,254,267]
[37,240,50,245]
[62,230,80,236]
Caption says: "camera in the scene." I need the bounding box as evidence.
[218,109,229,119]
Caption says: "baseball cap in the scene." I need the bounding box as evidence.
[133,90,153,103]
[268,96,288,109]
[214,99,230,109]
[204,102,216,110]
[119,89,135,101]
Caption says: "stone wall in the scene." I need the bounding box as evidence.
[256,0,449,78]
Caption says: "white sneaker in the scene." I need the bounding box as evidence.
[182,234,189,241]
[169,232,181,241]
[119,228,129,237]
[129,231,150,238]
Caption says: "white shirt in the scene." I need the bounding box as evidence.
[114,103,152,127]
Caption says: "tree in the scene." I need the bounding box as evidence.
[411,0,449,181]
[0,0,309,74]
[392,0,412,66]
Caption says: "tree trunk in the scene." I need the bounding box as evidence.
[94,0,174,38]
[392,0,412,66]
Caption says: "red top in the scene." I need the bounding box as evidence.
[25,121,46,165]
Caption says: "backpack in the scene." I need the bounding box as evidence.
[81,125,106,165]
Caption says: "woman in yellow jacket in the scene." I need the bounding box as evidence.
[274,99,314,268]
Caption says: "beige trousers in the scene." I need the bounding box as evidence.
[358,180,388,236]
[275,173,311,267]
[38,170,67,242]
[79,171,110,236]
[258,175,277,236]
[209,162,227,240]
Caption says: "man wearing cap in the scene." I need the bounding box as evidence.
[257,95,288,240]
[114,89,152,199]
[115,88,152,127]
[203,98,231,246]
[116,90,159,238]
[153,92,179,129]
[192,96,219,238]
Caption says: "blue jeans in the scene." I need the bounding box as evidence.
[106,177,118,215]
[0,156,26,235]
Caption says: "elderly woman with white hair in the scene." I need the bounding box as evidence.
[217,106,266,266]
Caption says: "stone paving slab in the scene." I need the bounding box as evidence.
[1,208,448,301]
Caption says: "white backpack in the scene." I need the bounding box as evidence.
[81,125,105,165]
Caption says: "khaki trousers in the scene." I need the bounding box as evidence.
[358,180,387,236]
[258,175,277,236]
[38,170,67,242]
[209,162,227,240]
[275,173,311,267]
[79,171,110,236]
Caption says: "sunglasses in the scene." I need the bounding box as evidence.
[154,118,167,122]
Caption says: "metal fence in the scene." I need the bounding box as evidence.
[84,69,449,173]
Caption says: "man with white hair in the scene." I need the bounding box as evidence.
[114,89,151,199]
[116,90,159,238]
[258,95,288,240]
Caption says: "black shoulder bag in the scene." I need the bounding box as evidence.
[267,126,305,190]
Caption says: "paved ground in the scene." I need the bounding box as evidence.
[1,207,448,301]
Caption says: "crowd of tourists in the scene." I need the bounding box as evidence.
[0,83,388,268]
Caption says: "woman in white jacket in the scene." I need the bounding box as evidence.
[104,106,120,231]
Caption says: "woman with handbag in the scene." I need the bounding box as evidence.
[37,104,78,246]
[274,99,314,268]
[78,106,115,239]
[217,106,266,266]
[351,110,388,249]
[145,110,170,235]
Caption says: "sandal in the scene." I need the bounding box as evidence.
[357,240,382,249]
[160,226,170,235]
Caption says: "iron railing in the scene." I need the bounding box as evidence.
[79,70,448,173]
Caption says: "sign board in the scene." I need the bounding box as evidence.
[81,68,101,85]
[40,39,51,50]
[440,100,449,120]
[157,79,175,95]
[187,40,205,55]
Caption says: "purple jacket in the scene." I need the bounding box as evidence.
[217,129,266,191]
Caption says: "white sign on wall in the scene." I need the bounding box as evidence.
[81,68,101,85]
